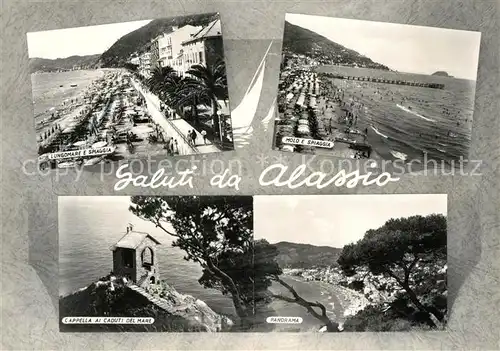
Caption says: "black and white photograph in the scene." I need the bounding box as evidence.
[29,13,234,169]
[253,194,447,332]
[59,194,447,333]
[273,14,481,169]
[59,196,254,332]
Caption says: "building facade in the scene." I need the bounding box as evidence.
[157,25,202,75]
[139,51,152,78]
[150,35,161,71]
[180,19,224,77]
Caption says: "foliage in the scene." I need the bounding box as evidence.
[338,214,447,324]
[145,60,229,130]
[271,241,342,269]
[98,13,219,67]
[129,196,256,328]
[59,275,211,332]
[283,21,389,69]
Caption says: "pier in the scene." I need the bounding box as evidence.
[323,73,445,89]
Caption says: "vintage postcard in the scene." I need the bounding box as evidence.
[58,196,254,332]
[28,13,234,170]
[253,194,448,332]
[59,194,446,332]
[273,14,481,170]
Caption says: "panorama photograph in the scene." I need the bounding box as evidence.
[253,194,448,332]
[28,13,233,169]
[273,14,481,170]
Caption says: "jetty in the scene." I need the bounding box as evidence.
[324,73,445,89]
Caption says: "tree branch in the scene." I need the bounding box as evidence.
[273,276,330,321]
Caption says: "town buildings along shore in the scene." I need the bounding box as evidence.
[132,19,224,78]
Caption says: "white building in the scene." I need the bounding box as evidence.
[130,56,140,66]
[139,51,152,78]
[157,25,202,75]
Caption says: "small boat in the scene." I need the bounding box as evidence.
[60,85,64,87]
[391,150,408,161]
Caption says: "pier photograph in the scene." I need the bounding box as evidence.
[58,196,254,332]
[28,13,234,170]
[273,14,481,169]
[253,194,448,332]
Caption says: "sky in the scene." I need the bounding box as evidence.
[254,194,447,248]
[59,196,177,244]
[286,13,481,80]
[27,19,152,59]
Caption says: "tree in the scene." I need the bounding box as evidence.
[129,196,256,329]
[171,77,212,126]
[147,66,176,98]
[158,74,186,118]
[185,60,228,134]
[337,214,447,326]
[255,239,341,332]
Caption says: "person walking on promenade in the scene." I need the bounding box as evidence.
[168,138,174,154]
[190,130,197,146]
[201,130,207,144]
[173,140,179,155]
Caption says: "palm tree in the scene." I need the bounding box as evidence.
[184,60,229,135]
[158,74,186,118]
[147,66,176,98]
[172,77,211,126]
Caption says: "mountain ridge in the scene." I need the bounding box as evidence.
[29,54,101,73]
[97,13,219,67]
[272,241,342,269]
[283,21,390,70]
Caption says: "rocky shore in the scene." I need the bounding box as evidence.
[59,275,233,332]
[283,262,447,319]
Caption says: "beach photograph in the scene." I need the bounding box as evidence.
[58,196,254,332]
[252,194,448,332]
[273,14,481,170]
[28,13,234,170]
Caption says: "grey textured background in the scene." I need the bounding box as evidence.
[1,0,500,350]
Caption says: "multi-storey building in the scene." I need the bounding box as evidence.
[139,51,152,78]
[150,35,162,71]
[180,19,224,77]
[157,25,202,75]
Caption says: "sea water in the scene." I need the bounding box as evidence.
[58,196,236,317]
[317,66,476,163]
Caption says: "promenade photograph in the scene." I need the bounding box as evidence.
[58,196,254,332]
[28,13,234,170]
[273,14,481,170]
[253,194,448,332]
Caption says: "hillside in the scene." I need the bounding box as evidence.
[432,71,452,77]
[283,21,389,70]
[98,13,219,67]
[59,275,232,332]
[29,54,100,73]
[273,241,342,269]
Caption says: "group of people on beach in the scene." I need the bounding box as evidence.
[187,129,208,146]
[166,138,180,155]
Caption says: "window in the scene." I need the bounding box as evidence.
[199,52,203,64]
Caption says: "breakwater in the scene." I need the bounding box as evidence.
[324,73,445,89]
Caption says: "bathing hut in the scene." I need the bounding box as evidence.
[110,225,161,288]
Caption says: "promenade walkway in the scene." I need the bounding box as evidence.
[131,79,221,155]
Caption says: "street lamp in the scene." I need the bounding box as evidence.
[217,110,223,143]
